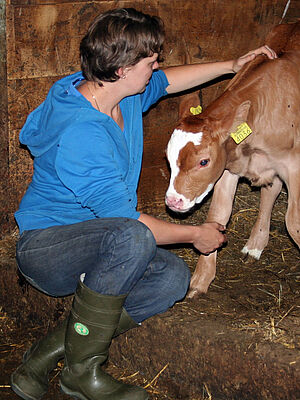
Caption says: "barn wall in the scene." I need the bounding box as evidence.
[1,0,299,236]
[0,0,9,233]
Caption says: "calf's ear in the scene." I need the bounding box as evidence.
[178,92,201,119]
[214,100,251,144]
[230,100,251,133]
[213,100,252,144]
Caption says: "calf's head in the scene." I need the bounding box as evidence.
[166,116,227,212]
[165,95,251,213]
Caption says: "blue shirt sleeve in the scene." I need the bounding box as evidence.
[55,121,140,220]
[140,70,169,112]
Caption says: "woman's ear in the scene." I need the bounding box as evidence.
[117,67,128,79]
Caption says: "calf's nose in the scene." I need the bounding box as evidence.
[165,195,184,209]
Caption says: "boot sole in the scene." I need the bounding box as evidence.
[11,381,42,400]
[60,381,87,400]
[60,381,149,400]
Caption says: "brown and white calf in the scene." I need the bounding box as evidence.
[165,22,300,297]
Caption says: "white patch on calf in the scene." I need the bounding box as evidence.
[166,129,203,196]
[195,183,214,204]
[241,246,262,260]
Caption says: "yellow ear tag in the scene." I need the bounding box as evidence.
[230,122,252,144]
[190,105,202,115]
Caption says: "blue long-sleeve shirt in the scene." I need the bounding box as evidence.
[15,70,169,234]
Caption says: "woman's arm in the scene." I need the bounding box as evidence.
[163,45,277,94]
[138,213,226,255]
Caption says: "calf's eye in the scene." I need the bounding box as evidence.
[199,159,209,167]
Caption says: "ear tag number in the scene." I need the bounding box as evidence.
[230,122,252,144]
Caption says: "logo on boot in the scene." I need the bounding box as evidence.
[74,322,89,336]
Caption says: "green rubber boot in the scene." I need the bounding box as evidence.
[114,307,139,337]
[10,308,138,400]
[11,319,67,400]
[11,306,138,400]
[60,280,148,400]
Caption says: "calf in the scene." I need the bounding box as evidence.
[165,22,300,297]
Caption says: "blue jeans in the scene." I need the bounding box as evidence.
[16,218,190,322]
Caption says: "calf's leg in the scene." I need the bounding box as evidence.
[285,171,300,249]
[242,176,282,259]
[188,252,217,297]
[188,170,239,297]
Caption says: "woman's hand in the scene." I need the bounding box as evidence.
[192,222,227,255]
[138,213,226,253]
[232,45,277,73]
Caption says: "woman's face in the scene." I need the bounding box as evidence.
[124,53,159,94]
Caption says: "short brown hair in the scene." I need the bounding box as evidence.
[80,8,165,85]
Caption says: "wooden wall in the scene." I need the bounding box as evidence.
[1,0,299,236]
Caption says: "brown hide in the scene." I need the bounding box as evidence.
[173,21,300,192]
[166,22,300,296]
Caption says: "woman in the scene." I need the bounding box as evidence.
[11,8,277,400]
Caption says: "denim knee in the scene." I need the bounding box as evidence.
[123,248,191,322]
[155,251,190,305]
[113,218,157,263]
[83,218,158,295]
[171,257,190,301]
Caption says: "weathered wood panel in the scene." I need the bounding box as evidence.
[0,0,9,233]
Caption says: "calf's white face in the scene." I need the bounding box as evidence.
[165,128,215,212]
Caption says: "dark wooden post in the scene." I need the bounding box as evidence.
[0,0,9,235]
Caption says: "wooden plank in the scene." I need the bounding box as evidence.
[0,0,9,233]
[6,1,159,79]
